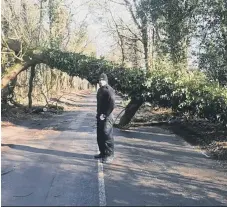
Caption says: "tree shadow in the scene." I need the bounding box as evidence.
[1,144,93,160]
[1,150,99,206]
[103,134,227,206]
[1,92,122,134]
[2,91,227,205]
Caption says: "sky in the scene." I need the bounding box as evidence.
[8,0,199,66]
[70,0,199,66]
[4,0,126,57]
[68,0,132,57]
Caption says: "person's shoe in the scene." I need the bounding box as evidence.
[94,153,103,159]
[102,155,114,163]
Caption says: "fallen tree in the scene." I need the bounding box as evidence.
[1,46,227,127]
[1,46,146,126]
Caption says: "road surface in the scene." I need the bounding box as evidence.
[2,92,227,206]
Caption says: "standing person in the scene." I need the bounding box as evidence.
[95,73,115,163]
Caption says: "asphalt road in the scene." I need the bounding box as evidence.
[2,93,227,206]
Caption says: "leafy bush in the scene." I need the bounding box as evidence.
[44,49,227,126]
[144,68,227,126]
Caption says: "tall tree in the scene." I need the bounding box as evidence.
[197,0,227,86]
[123,0,150,70]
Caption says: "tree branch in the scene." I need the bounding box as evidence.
[123,0,142,30]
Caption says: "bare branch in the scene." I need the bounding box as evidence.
[123,0,141,30]
[1,37,24,61]
[109,0,127,6]
[119,19,143,42]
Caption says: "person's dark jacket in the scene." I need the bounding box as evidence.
[97,84,115,117]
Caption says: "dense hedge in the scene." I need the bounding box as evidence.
[145,68,227,126]
[44,49,227,126]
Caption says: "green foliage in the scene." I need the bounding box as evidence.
[44,49,147,99]
[44,49,227,126]
[196,0,227,86]
[145,68,227,126]
[141,0,198,65]
[141,0,227,86]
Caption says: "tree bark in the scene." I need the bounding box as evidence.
[151,27,155,70]
[1,51,44,89]
[2,62,33,89]
[1,77,17,104]
[28,65,36,108]
[38,0,44,41]
[141,20,149,71]
[49,0,54,48]
[118,98,144,127]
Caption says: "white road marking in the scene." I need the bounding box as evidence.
[200,150,211,158]
[93,128,107,206]
[98,158,107,206]
[88,95,107,206]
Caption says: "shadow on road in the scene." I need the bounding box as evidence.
[1,144,93,160]
[1,148,99,206]
[2,92,227,206]
[102,126,227,206]
[1,93,122,132]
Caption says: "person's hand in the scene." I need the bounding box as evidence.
[100,114,106,120]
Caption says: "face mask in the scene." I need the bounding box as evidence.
[99,80,107,87]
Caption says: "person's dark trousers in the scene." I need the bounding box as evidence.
[97,114,114,157]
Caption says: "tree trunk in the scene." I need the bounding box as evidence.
[1,62,34,89]
[69,76,74,88]
[1,77,17,104]
[120,36,125,65]
[49,0,54,48]
[132,34,139,68]
[141,22,149,71]
[28,65,36,108]
[38,0,44,41]
[118,98,144,127]
[151,27,155,70]
[1,50,44,90]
